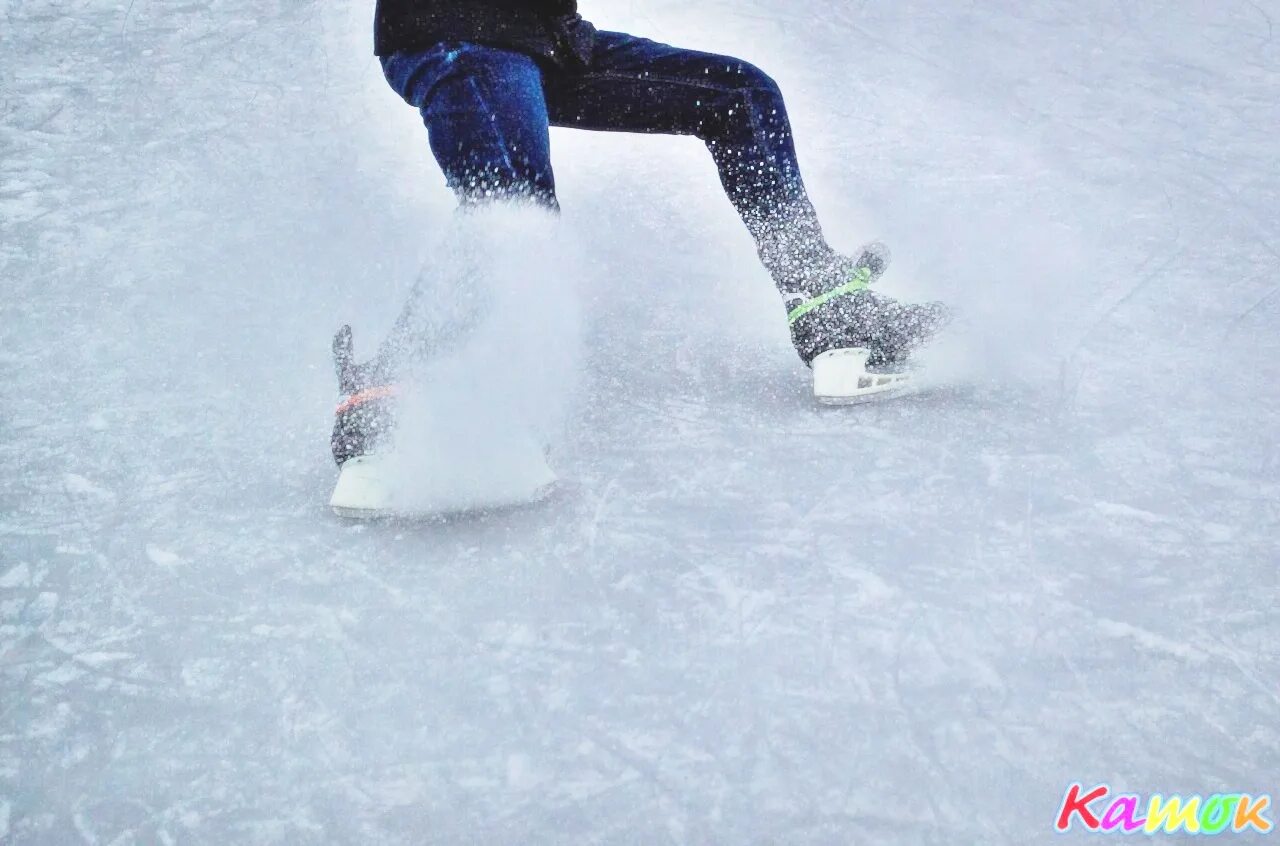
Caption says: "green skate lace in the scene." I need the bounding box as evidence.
[786,266,873,325]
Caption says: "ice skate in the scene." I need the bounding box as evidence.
[329,436,558,519]
[329,324,402,517]
[327,325,557,519]
[784,244,950,404]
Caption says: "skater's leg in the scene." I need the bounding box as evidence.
[543,32,842,292]
[381,43,557,206]
[330,44,566,508]
[541,32,948,371]
[365,44,558,378]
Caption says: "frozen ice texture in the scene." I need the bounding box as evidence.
[1,0,1277,842]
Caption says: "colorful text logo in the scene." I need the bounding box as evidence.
[1055,783,1273,836]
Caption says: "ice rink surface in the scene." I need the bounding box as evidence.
[2,0,1277,842]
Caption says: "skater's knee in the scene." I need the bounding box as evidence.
[738,62,788,125]
[694,59,788,142]
[735,61,783,100]
[700,57,784,110]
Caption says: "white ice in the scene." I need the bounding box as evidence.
[1,0,1277,843]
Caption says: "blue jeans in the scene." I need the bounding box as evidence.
[380,31,844,293]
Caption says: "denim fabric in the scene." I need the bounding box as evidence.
[380,30,844,292]
[381,43,558,204]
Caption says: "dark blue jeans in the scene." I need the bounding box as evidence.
[380,31,844,293]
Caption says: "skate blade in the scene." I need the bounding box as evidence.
[330,483,558,520]
[329,452,558,520]
[812,347,913,405]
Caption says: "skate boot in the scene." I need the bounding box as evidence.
[328,325,402,517]
[326,324,558,519]
[785,244,951,404]
[330,325,397,466]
